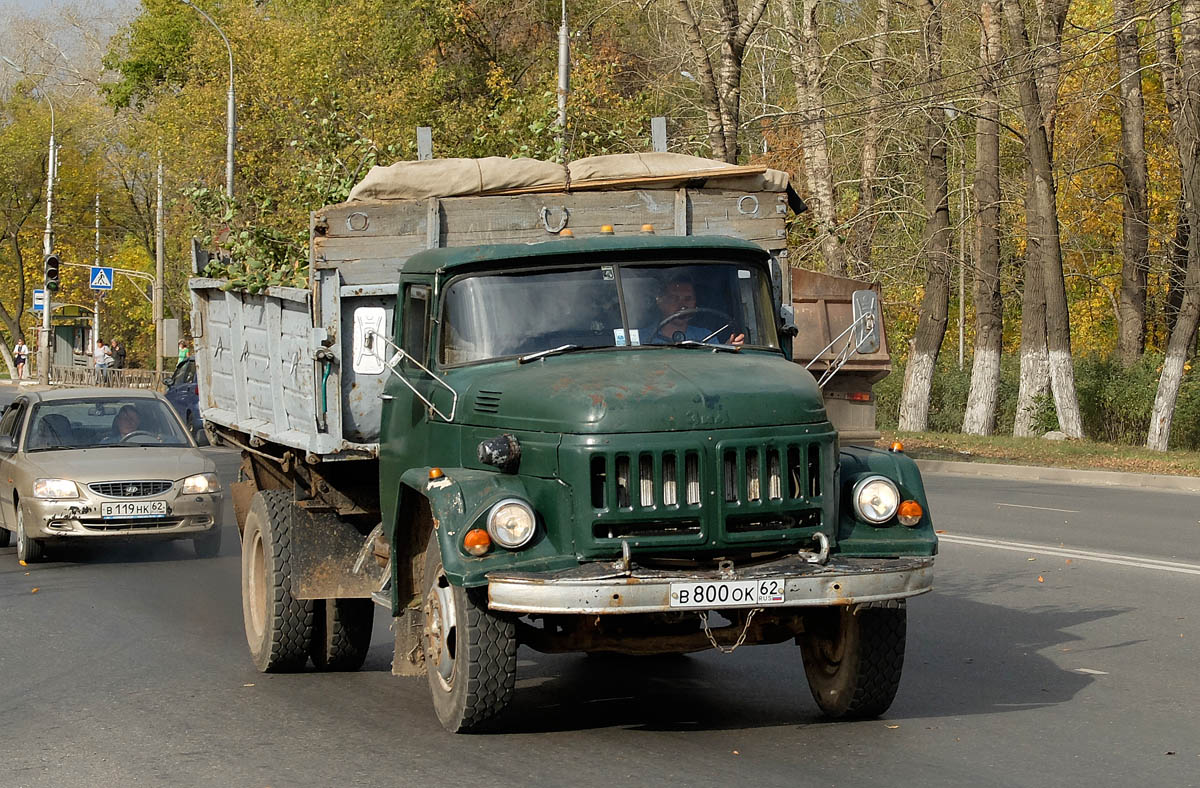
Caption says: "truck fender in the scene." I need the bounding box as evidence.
[391,468,535,608]
[835,445,937,556]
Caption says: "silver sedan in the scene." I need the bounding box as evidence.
[0,388,223,563]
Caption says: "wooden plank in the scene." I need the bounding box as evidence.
[675,188,688,236]
[314,235,429,262]
[318,201,426,239]
[427,198,441,248]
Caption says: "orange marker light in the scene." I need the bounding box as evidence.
[641,224,655,234]
[890,441,904,453]
[600,224,615,234]
[428,468,444,480]
[898,500,923,526]
[463,528,491,556]
[559,228,574,237]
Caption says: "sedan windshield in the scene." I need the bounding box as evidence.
[439,261,780,365]
[25,398,191,451]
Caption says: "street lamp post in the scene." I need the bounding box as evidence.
[181,0,235,199]
[3,56,56,384]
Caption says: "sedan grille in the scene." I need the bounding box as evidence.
[88,480,173,498]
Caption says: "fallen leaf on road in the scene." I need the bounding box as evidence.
[935,530,946,534]
[30,587,38,593]
[1065,559,1072,565]
[732,750,740,756]
[1027,557,1036,561]
[18,560,26,566]
[243,683,255,687]
[1037,575,1044,583]
[886,724,900,729]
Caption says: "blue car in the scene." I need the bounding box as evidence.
[164,357,206,445]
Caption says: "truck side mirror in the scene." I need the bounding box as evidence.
[852,290,881,355]
[0,435,15,454]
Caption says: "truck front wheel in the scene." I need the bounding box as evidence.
[241,490,314,672]
[421,542,516,732]
[799,602,906,719]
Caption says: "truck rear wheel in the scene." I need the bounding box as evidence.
[241,490,313,672]
[421,541,516,732]
[799,603,906,719]
[310,598,374,671]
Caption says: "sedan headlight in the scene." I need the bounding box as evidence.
[851,475,900,524]
[486,498,536,549]
[33,478,79,499]
[182,473,221,494]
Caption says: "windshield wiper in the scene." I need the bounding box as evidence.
[518,344,582,364]
[667,340,741,353]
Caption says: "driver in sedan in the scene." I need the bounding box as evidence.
[644,277,745,346]
[108,404,145,442]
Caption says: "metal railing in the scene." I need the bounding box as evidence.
[51,365,166,390]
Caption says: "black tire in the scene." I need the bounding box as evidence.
[193,527,222,559]
[422,541,517,732]
[310,598,374,671]
[16,506,44,563]
[241,490,313,672]
[0,526,10,548]
[799,603,906,719]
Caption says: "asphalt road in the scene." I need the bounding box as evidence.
[0,451,1196,787]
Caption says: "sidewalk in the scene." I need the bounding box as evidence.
[915,458,1200,493]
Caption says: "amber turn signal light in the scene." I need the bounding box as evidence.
[898,500,923,526]
[889,441,904,453]
[600,224,615,234]
[641,224,655,234]
[559,228,574,237]
[463,528,491,556]
[428,467,444,480]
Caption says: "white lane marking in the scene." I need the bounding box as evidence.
[939,533,1200,575]
[996,502,1080,514]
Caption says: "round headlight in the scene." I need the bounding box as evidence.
[486,499,536,549]
[852,475,900,524]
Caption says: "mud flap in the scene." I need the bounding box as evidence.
[391,607,425,677]
[291,508,388,599]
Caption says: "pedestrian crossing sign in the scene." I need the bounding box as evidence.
[90,266,114,290]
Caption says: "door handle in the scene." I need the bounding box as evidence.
[380,393,394,401]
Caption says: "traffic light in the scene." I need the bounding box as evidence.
[43,253,60,292]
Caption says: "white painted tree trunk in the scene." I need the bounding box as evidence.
[899,348,938,431]
[1014,345,1049,436]
[963,348,1001,434]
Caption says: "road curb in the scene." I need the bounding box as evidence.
[914,458,1200,493]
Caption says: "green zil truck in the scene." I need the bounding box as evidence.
[189,154,937,732]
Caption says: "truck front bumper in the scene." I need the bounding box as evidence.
[487,554,934,615]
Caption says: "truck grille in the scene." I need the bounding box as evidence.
[88,481,173,498]
[588,438,826,543]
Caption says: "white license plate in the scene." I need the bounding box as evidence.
[101,500,168,519]
[669,578,787,608]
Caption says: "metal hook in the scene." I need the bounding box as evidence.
[539,205,569,234]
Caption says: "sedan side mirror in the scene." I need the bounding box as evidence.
[0,435,16,453]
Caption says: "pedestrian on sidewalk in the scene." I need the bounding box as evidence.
[94,339,113,384]
[111,340,127,370]
[12,337,28,379]
[178,339,190,365]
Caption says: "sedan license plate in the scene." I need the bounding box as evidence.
[101,500,168,519]
[670,578,787,609]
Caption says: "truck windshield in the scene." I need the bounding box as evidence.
[440,262,780,365]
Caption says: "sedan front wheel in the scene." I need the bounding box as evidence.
[16,506,44,563]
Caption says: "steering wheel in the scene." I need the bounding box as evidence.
[654,307,739,342]
[120,430,161,443]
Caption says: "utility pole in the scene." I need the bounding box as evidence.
[94,192,101,349]
[555,0,569,161]
[155,155,165,376]
[39,110,56,384]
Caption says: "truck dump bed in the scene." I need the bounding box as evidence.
[189,155,795,459]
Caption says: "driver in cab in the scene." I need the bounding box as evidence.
[645,277,745,346]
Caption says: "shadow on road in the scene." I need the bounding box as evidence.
[487,589,1119,734]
